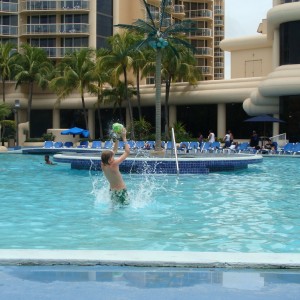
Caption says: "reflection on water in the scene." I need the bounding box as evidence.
[1,266,300,300]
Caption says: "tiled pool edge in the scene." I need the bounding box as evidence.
[1,250,300,269]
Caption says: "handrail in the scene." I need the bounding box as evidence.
[171,127,179,175]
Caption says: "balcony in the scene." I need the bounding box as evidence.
[214,30,224,36]
[214,8,224,15]
[214,51,224,57]
[214,73,224,79]
[187,9,213,19]
[40,46,88,58]
[0,25,18,36]
[198,66,213,75]
[195,47,213,56]
[281,0,300,3]
[214,19,224,26]
[19,0,90,12]
[214,62,224,68]
[189,28,213,38]
[20,23,89,35]
[0,1,18,13]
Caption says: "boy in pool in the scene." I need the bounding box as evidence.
[101,128,130,205]
[44,155,55,165]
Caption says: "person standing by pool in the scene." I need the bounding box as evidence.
[101,128,130,205]
[208,130,215,144]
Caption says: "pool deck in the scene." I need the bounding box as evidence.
[1,250,300,269]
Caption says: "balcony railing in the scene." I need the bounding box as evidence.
[173,5,185,14]
[214,73,224,79]
[195,47,213,56]
[189,28,213,37]
[281,0,300,3]
[40,46,87,58]
[214,30,224,36]
[0,1,18,13]
[214,8,224,15]
[214,62,224,68]
[20,0,90,12]
[198,66,213,75]
[20,23,89,35]
[214,51,224,57]
[214,20,224,26]
[187,9,213,19]
[0,25,18,36]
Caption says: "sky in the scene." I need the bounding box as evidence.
[224,0,273,78]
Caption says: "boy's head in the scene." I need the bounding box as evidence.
[45,155,49,161]
[101,150,114,165]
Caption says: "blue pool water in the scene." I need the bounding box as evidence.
[1,154,300,253]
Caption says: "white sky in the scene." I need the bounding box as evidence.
[224,0,273,78]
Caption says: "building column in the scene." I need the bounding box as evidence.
[273,29,280,69]
[52,109,60,129]
[88,109,95,139]
[168,105,177,128]
[217,103,226,139]
[273,114,280,137]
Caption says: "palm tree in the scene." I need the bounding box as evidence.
[92,48,111,140]
[14,44,53,136]
[161,45,201,139]
[115,0,196,150]
[102,80,137,126]
[0,102,12,144]
[50,48,95,130]
[0,42,17,103]
[101,31,137,139]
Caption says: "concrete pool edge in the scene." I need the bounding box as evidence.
[0,250,300,269]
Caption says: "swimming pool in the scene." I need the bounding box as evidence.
[0,154,300,253]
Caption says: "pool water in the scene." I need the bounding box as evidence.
[1,154,300,253]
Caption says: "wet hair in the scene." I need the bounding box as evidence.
[101,150,114,166]
[45,155,49,160]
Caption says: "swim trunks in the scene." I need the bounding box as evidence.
[110,188,129,205]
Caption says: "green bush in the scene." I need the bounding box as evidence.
[42,132,55,141]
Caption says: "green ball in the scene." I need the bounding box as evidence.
[112,123,123,134]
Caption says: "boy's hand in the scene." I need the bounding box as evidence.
[121,128,127,140]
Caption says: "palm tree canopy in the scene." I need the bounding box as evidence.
[14,44,53,88]
[115,0,196,55]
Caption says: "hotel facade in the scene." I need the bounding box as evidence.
[1,0,300,143]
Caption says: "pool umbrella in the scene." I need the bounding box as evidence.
[244,114,285,145]
[61,127,90,138]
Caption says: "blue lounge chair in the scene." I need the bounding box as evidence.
[189,141,199,152]
[43,141,54,148]
[279,143,294,155]
[104,140,113,149]
[54,141,63,148]
[210,141,221,152]
[201,142,211,153]
[91,140,101,149]
[118,141,125,149]
[135,141,145,149]
[127,140,136,148]
[77,140,89,148]
[64,141,73,148]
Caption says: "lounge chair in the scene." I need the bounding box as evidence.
[146,141,155,149]
[64,141,73,148]
[118,141,125,149]
[210,141,221,152]
[54,141,63,148]
[135,141,145,149]
[104,140,113,149]
[201,142,211,153]
[43,141,54,148]
[279,142,294,155]
[91,140,101,149]
[189,141,199,152]
[77,140,89,148]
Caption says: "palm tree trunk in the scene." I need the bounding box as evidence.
[123,67,135,140]
[136,70,142,121]
[27,81,34,138]
[2,79,5,103]
[164,78,171,140]
[155,49,162,150]
[97,101,103,140]
[81,92,89,131]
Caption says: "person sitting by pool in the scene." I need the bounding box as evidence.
[44,155,55,165]
[144,143,151,150]
[101,128,130,205]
